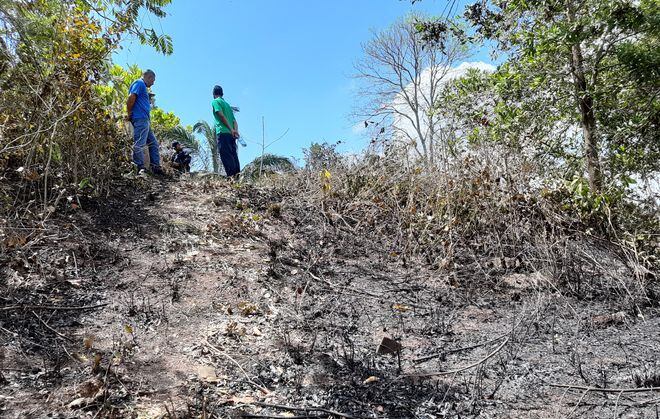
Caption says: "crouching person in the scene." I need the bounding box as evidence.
[171,141,191,173]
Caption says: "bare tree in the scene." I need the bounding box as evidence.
[354,16,468,169]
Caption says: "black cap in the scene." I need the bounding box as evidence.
[171,141,180,148]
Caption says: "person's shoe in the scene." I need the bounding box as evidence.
[137,168,148,178]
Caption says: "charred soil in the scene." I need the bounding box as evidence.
[1,177,659,418]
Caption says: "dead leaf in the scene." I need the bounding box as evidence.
[22,169,40,181]
[198,365,221,383]
[92,353,102,374]
[237,301,259,316]
[213,303,233,315]
[4,234,27,249]
[66,279,82,288]
[392,303,410,313]
[124,324,133,334]
[68,397,92,409]
[377,337,401,355]
[183,250,200,261]
[502,272,545,289]
[225,321,246,337]
[83,336,95,350]
[363,376,379,384]
[73,353,88,363]
[77,378,103,398]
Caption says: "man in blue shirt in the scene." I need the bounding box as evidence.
[126,69,164,176]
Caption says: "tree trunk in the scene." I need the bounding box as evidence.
[567,11,602,192]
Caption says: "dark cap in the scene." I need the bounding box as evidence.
[171,141,180,149]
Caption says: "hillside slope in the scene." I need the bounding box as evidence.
[2,176,659,418]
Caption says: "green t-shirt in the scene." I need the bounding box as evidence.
[211,97,236,135]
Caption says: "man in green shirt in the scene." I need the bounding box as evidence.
[212,85,241,177]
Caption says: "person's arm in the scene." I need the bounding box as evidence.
[214,110,232,133]
[126,94,136,121]
[232,119,240,139]
[213,100,239,138]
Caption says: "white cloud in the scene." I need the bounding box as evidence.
[351,121,367,135]
[391,61,495,149]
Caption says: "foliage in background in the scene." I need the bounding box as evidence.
[0,0,174,220]
[193,120,220,174]
[161,126,199,153]
[333,0,659,302]
[413,0,659,196]
[354,15,469,168]
[303,142,343,172]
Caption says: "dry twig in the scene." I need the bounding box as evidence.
[252,402,366,419]
[0,303,108,312]
[413,333,509,363]
[203,338,271,395]
[30,311,73,342]
[548,383,660,394]
[402,337,510,378]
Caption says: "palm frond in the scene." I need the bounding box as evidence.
[243,154,296,179]
[193,120,215,141]
[162,126,200,153]
[193,120,219,173]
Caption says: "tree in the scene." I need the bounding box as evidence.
[151,108,181,138]
[451,0,659,192]
[0,0,175,207]
[303,142,342,171]
[79,0,174,55]
[355,15,469,169]
[193,120,220,174]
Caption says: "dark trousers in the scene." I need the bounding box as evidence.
[217,133,240,177]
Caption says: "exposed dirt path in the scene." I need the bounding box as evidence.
[2,177,659,418]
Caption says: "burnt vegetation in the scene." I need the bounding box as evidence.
[1,0,659,418]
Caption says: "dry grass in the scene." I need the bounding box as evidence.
[259,152,658,309]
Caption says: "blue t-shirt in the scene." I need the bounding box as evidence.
[129,79,151,120]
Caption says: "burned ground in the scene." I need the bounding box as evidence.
[1,177,658,418]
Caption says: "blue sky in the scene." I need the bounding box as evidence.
[114,0,492,166]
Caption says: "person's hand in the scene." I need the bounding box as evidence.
[232,130,240,139]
